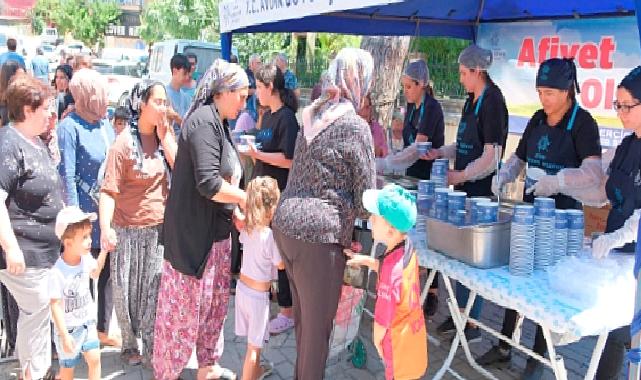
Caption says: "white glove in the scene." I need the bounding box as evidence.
[526,175,560,197]
[375,157,388,174]
[491,174,507,197]
[591,209,641,259]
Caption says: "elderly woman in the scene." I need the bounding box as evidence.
[0,74,62,380]
[153,60,247,380]
[271,48,376,379]
[99,81,177,365]
[57,68,118,347]
[358,93,388,157]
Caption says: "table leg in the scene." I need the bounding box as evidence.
[584,332,607,380]
[541,325,568,380]
[433,274,463,380]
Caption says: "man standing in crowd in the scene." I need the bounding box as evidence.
[0,38,25,68]
[274,53,299,98]
[166,53,193,138]
[245,53,262,121]
[31,48,50,84]
[182,53,198,99]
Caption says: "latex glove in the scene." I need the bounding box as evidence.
[491,174,507,197]
[526,175,560,197]
[591,209,641,259]
[592,234,619,259]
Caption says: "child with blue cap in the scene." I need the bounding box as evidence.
[345,184,427,380]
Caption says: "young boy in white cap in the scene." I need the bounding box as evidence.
[49,206,109,380]
[346,184,428,380]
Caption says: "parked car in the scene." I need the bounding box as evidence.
[40,44,57,63]
[41,28,58,45]
[92,58,143,106]
[100,47,147,63]
[146,39,238,85]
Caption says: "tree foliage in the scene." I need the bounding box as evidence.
[140,0,219,44]
[32,0,121,47]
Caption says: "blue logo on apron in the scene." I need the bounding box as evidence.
[537,134,551,152]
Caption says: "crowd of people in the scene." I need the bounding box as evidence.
[0,31,640,380]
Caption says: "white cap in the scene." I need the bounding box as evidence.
[55,206,96,239]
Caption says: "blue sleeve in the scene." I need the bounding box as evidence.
[57,119,79,206]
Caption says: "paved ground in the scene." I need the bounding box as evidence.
[0,274,615,380]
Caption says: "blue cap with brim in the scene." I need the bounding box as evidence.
[362,184,417,233]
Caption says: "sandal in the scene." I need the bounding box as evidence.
[205,364,236,380]
[268,313,294,335]
[121,348,143,366]
[257,361,273,380]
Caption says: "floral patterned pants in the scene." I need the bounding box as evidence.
[152,238,231,380]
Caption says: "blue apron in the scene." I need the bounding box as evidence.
[605,134,641,252]
[522,102,581,209]
[454,87,493,196]
[403,93,432,179]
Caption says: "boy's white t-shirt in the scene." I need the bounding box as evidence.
[239,227,282,282]
[48,254,97,329]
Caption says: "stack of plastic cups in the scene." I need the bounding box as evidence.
[417,180,436,217]
[476,202,499,223]
[434,188,449,221]
[533,197,555,271]
[566,209,585,256]
[447,191,467,224]
[467,197,490,224]
[431,158,449,189]
[509,205,535,276]
[553,210,568,264]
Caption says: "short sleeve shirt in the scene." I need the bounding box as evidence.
[252,106,299,190]
[48,255,97,329]
[284,70,298,90]
[100,128,169,227]
[166,84,192,136]
[239,227,282,282]
[0,127,64,269]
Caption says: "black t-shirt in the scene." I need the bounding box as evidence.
[464,82,509,152]
[253,106,299,190]
[515,105,602,162]
[403,95,445,179]
[0,127,64,269]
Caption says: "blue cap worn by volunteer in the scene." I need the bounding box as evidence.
[362,184,417,233]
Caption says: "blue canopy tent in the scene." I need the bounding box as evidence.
[219,0,641,60]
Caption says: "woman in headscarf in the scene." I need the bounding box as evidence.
[54,64,74,120]
[479,57,602,379]
[271,48,376,379]
[152,59,248,380]
[0,60,25,127]
[99,81,176,366]
[57,68,119,347]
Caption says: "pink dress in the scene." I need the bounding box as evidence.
[369,120,388,157]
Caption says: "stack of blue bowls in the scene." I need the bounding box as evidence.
[476,201,499,223]
[431,158,449,189]
[417,180,436,216]
[566,209,585,256]
[509,205,535,276]
[467,197,490,224]
[447,191,467,224]
[553,210,568,264]
[434,188,450,221]
[533,197,555,271]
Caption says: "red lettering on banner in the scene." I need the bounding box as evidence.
[516,36,616,69]
[581,79,602,109]
[604,78,615,110]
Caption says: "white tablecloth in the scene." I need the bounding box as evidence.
[409,230,635,345]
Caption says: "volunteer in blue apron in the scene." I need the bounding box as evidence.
[400,59,445,316]
[426,44,509,344]
[482,58,602,379]
[589,66,641,380]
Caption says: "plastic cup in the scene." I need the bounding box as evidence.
[417,141,432,156]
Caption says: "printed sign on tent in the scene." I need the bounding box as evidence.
[478,17,640,147]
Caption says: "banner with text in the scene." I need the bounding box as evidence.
[219,0,399,33]
[477,17,640,147]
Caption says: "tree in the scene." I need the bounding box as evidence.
[140,0,219,44]
[31,0,120,48]
[361,36,411,129]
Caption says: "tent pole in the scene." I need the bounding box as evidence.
[629,217,641,380]
[636,0,641,50]
[221,32,232,61]
[472,0,486,42]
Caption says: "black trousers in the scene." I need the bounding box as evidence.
[595,325,630,380]
[273,227,345,380]
[90,248,112,333]
[499,309,547,355]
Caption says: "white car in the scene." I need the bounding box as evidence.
[100,47,148,64]
[92,59,143,106]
